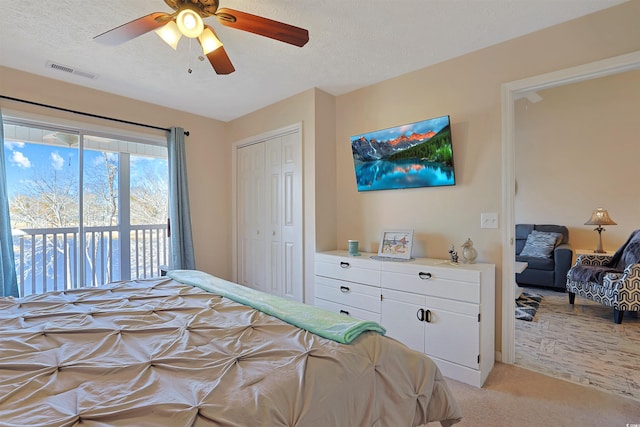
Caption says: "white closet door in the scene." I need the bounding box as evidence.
[265,137,282,296]
[237,142,266,292]
[236,127,303,301]
[279,132,303,301]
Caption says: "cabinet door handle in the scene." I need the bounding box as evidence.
[416,308,425,322]
[339,261,350,268]
[425,309,432,323]
[418,271,432,280]
[340,309,350,316]
[340,286,350,293]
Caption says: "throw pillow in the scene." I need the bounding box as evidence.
[520,232,558,258]
[531,229,563,246]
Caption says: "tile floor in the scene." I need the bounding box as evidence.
[515,286,640,401]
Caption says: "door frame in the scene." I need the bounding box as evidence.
[500,50,640,363]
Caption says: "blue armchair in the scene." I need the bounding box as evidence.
[516,224,573,290]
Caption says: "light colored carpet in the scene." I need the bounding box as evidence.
[427,362,640,427]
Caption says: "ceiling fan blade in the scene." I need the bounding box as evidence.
[215,8,309,47]
[204,46,235,75]
[198,25,235,75]
[94,12,172,46]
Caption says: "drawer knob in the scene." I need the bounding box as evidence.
[340,286,351,293]
[340,309,350,316]
[339,261,350,268]
[418,271,432,280]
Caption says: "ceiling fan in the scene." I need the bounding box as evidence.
[93,0,309,75]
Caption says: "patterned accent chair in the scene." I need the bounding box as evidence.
[566,229,640,324]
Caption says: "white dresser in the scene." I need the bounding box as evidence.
[314,250,495,387]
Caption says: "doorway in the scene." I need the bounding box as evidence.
[500,50,640,363]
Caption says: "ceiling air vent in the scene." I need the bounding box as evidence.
[46,61,98,79]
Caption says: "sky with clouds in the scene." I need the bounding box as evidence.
[3,141,166,198]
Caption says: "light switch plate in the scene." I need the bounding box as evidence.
[481,212,499,229]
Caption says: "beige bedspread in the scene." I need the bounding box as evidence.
[0,276,461,426]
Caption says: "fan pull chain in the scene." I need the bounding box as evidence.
[187,38,193,74]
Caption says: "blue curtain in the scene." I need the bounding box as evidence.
[167,127,195,270]
[0,109,19,297]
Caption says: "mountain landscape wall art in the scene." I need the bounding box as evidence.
[350,115,456,192]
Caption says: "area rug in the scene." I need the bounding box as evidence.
[516,292,543,321]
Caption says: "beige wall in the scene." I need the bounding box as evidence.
[515,70,640,254]
[0,66,231,279]
[313,90,338,254]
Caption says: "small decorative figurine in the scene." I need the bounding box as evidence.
[461,238,478,264]
[448,244,459,263]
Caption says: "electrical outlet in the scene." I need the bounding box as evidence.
[481,212,499,229]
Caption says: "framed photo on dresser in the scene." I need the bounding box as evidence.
[378,229,413,259]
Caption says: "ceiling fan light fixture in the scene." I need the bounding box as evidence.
[93,3,310,76]
[199,27,223,54]
[155,21,182,49]
[176,8,204,38]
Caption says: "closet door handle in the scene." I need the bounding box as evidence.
[339,261,350,268]
[340,286,350,293]
[425,309,432,323]
[417,308,425,322]
[418,272,432,280]
[340,309,350,316]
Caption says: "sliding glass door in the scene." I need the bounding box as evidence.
[3,120,168,296]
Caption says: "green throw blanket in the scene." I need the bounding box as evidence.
[167,270,386,344]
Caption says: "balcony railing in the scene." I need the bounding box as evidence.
[13,224,169,297]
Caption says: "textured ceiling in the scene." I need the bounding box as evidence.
[0,0,627,122]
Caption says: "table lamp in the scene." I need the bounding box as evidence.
[584,208,616,253]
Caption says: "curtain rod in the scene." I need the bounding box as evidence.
[0,95,189,136]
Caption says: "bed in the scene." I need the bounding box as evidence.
[0,270,461,426]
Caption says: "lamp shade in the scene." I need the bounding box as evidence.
[199,26,223,54]
[155,21,182,50]
[584,208,617,226]
[176,8,204,38]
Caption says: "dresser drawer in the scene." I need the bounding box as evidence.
[315,256,380,285]
[381,270,480,303]
[315,276,381,313]
[382,261,481,283]
[314,298,381,323]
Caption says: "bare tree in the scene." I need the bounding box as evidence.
[131,167,168,225]
[82,151,118,284]
[9,167,78,289]
[10,170,78,228]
